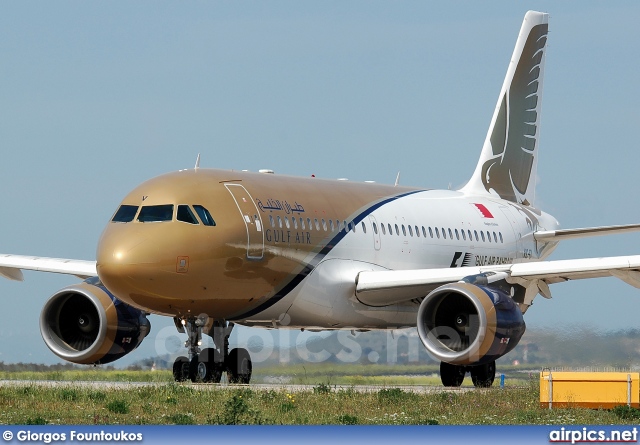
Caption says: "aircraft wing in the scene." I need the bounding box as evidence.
[0,254,97,281]
[355,255,640,307]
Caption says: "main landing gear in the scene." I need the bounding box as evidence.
[440,361,496,388]
[171,317,252,384]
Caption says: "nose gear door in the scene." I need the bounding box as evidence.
[224,183,264,260]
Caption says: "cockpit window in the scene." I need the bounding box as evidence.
[177,205,199,225]
[111,205,138,223]
[137,205,174,222]
[193,205,216,226]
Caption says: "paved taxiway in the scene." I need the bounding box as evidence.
[0,380,475,393]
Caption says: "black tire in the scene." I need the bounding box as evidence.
[440,361,466,387]
[189,356,208,383]
[470,361,496,388]
[172,356,189,382]
[200,347,223,383]
[226,348,252,384]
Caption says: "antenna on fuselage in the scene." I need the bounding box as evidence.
[394,171,400,187]
[194,153,201,170]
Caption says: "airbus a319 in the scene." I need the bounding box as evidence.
[3,11,640,387]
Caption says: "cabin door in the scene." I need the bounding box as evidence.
[224,183,264,260]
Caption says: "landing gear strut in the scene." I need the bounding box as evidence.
[439,361,496,388]
[171,317,252,384]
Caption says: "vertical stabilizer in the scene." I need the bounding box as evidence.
[461,11,549,206]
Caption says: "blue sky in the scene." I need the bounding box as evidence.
[1,2,639,365]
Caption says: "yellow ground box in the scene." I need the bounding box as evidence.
[540,371,640,409]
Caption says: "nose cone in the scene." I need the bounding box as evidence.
[97,222,185,314]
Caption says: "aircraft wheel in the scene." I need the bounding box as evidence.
[226,347,252,384]
[470,361,496,388]
[200,347,223,383]
[189,355,208,383]
[440,361,466,387]
[172,356,189,382]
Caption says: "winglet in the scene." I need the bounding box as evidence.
[194,153,201,170]
[461,11,549,206]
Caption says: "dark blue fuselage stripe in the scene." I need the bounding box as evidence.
[232,189,424,320]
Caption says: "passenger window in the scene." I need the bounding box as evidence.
[361,222,366,233]
[285,217,290,229]
[442,228,446,239]
[373,222,378,234]
[402,225,406,236]
[415,226,420,237]
[301,217,306,230]
[395,224,399,236]
[461,230,466,241]
[177,205,199,225]
[293,217,298,230]
[435,228,440,239]
[455,229,459,240]
[408,225,413,237]
[193,205,216,226]
[322,219,327,231]
[336,220,340,231]
[388,224,393,235]
[307,218,312,230]
[487,231,492,242]
[344,221,348,233]
[499,232,504,243]
[423,226,427,238]
[493,232,498,243]
[278,216,283,228]
[468,230,473,241]
[138,204,174,223]
[330,220,334,231]
[269,215,275,227]
[112,205,138,223]
[314,218,320,231]
[429,227,433,238]
[381,224,386,235]
[481,231,485,242]
[352,222,356,233]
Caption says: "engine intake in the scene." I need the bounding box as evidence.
[40,277,150,364]
[417,281,525,365]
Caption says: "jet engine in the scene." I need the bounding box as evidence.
[40,277,150,364]
[417,278,525,366]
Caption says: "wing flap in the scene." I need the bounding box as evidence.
[0,254,97,280]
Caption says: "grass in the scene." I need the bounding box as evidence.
[0,379,639,425]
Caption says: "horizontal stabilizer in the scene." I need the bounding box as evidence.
[534,223,640,242]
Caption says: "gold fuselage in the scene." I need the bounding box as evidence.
[96,168,418,320]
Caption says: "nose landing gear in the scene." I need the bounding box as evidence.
[171,317,253,384]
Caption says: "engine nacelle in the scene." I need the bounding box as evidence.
[40,277,150,365]
[417,281,525,365]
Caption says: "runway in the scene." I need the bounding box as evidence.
[0,380,476,393]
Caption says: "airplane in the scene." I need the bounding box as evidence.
[2,10,640,388]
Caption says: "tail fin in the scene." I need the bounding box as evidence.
[461,11,549,206]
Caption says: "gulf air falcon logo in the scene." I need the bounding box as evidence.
[481,23,548,206]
